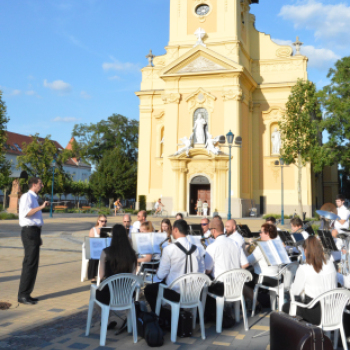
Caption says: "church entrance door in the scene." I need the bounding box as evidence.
[189,176,211,215]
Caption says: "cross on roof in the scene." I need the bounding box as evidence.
[194,27,206,48]
[146,49,155,67]
[293,36,303,56]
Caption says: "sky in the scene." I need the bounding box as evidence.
[0,0,348,148]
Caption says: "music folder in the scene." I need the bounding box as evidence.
[131,232,168,255]
[84,237,112,260]
[257,239,291,266]
[292,233,305,246]
[317,230,338,251]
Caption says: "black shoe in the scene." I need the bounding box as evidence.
[28,296,39,302]
[18,297,37,305]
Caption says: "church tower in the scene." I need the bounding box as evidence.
[136,0,318,217]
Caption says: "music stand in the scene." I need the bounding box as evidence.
[100,227,112,238]
[278,231,294,247]
[292,233,305,246]
[238,224,253,238]
[317,230,338,251]
[190,224,203,236]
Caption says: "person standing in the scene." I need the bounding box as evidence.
[18,177,49,305]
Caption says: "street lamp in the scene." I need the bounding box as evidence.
[274,158,288,225]
[49,159,56,218]
[340,173,343,194]
[220,130,243,220]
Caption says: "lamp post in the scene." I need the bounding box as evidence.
[274,158,288,225]
[49,159,56,218]
[220,130,242,220]
[340,173,343,194]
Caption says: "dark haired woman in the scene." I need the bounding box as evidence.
[244,224,280,310]
[282,236,337,325]
[96,224,137,305]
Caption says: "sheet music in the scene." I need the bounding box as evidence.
[89,238,109,260]
[132,233,153,255]
[258,241,279,266]
[152,232,168,255]
[272,239,291,264]
[258,240,291,266]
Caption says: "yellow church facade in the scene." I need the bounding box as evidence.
[136,0,335,218]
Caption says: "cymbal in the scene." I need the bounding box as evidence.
[320,203,337,215]
[316,210,340,220]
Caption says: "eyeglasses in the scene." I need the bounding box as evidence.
[99,220,107,223]
[201,223,208,226]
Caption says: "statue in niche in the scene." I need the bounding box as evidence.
[205,134,221,155]
[271,127,281,155]
[173,137,192,157]
[192,113,207,144]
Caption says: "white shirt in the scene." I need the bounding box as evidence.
[155,202,160,209]
[227,231,246,252]
[247,245,279,276]
[290,259,337,299]
[19,190,43,227]
[131,221,141,233]
[335,205,350,232]
[205,235,245,279]
[203,202,208,209]
[156,236,205,292]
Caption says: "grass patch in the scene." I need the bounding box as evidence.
[0,212,18,220]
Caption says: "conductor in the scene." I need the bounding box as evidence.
[18,177,49,305]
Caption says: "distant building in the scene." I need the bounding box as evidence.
[1,132,91,205]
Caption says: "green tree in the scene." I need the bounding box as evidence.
[279,79,327,217]
[90,148,137,205]
[0,91,11,197]
[71,180,90,208]
[17,134,72,195]
[320,56,350,171]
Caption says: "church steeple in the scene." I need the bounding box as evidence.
[169,0,258,47]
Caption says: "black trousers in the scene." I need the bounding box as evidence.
[18,226,41,298]
[144,282,180,312]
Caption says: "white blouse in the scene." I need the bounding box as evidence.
[290,259,337,299]
[247,245,279,276]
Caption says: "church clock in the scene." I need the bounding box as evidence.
[195,4,210,16]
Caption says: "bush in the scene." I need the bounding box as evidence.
[0,204,3,212]
[139,195,146,211]
[312,224,320,234]
[97,208,111,216]
[0,212,18,220]
[262,213,291,220]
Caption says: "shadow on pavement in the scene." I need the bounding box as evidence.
[39,285,91,301]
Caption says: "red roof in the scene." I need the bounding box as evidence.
[4,131,90,168]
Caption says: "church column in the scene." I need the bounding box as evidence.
[252,104,261,199]
[178,162,187,212]
[216,161,227,214]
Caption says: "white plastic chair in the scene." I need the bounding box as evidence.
[85,273,144,346]
[208,269,252,333]
[137,259,160,284]
[81,243,89,282]
[251,262,299,317]
[155,273,212,343]
[289,289,350,350]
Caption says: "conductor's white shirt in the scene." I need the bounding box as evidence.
[205,235,247,278]
[335,205,350,232]
[19,191,43,227]
[157,237,205,292]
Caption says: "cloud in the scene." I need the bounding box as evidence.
[80,91,92,99]
[53,117,81,123]
[279,0,350,47]
[43,79,72,93]
[11,89,21,96]
[102,60,140,72]
[272,38,293,47]
[108,75,121,81]
[25,90,36,96]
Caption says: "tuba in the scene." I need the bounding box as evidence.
[247,237,261,255]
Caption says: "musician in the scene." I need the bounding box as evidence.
[137,221,154,266]
[244,224,280,310]
[283,236,337,325]
[131,210,147,233]
[225,219,246,253]
[122,214,132,237]
[88,215,107,283]
[201,218,211,238]
[205,218,248,320]
[332,194,350,242]
[160,218,172,249]
[144,219,205,312]
[265,216,281,231]
[290,217,309,240]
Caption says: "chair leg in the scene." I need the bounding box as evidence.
[216,297,225,334]
[241,298,249,332]
[127,309,132,334]
[251,285,259,317]
[131,304,138,344]
[191,307,197,330]
[155,297,162,316]
[333,329,339,350]
[170,304,180,343]
[340,327,348,350]
[85,301,95,336]
[234,301,240,323]
[100,306,109,346]
[198,302,206,340]
[278,287,285,312]
[270,291,277,311]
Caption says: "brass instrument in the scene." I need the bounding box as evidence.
[200,237,210,249]
[159,236,172,256]
[247,237,261,255]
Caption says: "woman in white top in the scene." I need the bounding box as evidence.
[282,236,337,325]
[88,215,107,283]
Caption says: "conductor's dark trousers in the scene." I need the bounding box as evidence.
[18,226,42,298]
